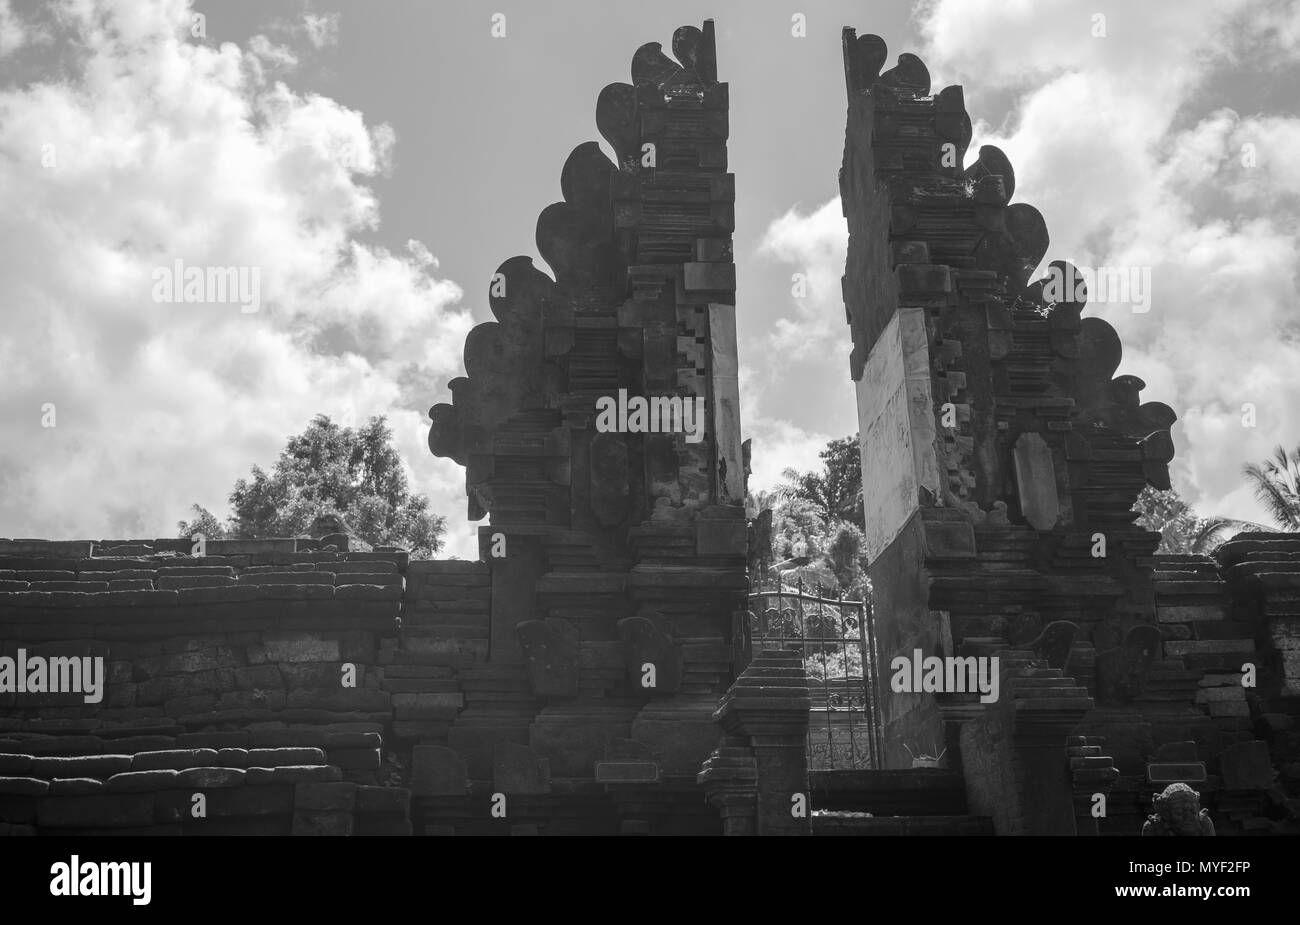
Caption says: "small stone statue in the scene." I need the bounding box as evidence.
[1141,783,1216,836]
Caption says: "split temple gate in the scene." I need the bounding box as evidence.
[0,20,1297,837]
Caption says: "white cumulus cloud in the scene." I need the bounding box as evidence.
[0,0,479,557]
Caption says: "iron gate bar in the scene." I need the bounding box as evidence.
[746,571,881,770]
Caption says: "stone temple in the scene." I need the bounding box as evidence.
[0,21,1297,837]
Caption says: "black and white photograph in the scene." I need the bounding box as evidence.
[0,0,1294,901]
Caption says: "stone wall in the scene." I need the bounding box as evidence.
[0,530,740,835]
[0,536,417,834]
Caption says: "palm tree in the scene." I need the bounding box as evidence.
[1132,485,1274,554]
[1243,445,1300,530]
[771,466,834,521]
[1187,516,1275,553]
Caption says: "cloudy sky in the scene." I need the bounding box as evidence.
[1,0,1297,558]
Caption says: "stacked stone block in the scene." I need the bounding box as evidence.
[417,21,745,835]
[0,537,414,834]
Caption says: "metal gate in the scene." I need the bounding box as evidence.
[747,573,883,770]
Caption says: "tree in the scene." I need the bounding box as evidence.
[1243,444,1300,530]
[182,415,445,558]
[773,434,863,528]
[770,497,828,561]
[1132,485,1271,555]
[824,521,870,599]
[176,504,227,540]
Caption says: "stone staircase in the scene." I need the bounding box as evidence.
[809,769,994,835]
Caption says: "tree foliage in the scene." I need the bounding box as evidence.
[1243,444,1300,530]
[176,504,227,541]
[180,415,445,559]
[773,434,863,529]
[751,434,870,598]
[1132,485,1269,555]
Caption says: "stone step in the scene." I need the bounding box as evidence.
[1165,639,1254,657]
[808,769,967,816]
[1013,686,1090,699]
[1069,756,1114,769]
[1013,696,1093,711]
[1067,746,1104,758]
[1008,677,1078,688]
[812,813,995,836]
[1011,668,1065,679]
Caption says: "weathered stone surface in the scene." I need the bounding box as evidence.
[285,689,390,713]
[105,769,182,791]
[1027,621,1077,671]
[1096,626,1162,703]
[178,767,246,789]
[291,811,353,835]
[1164,639,1254,657]
[294,781,357,812]
[922,519,977,560]
[1157,605,1226,623]
[279,662,349,689]
[1220,741,1274,790]
[492,743,550,795]
[246,727,327,748]
[356,816,413,836]
[245,765,341,785]
[233,665,282,689]
[392,692,462,720]
[0,777,49,796]
[37,793,154,828]
[47,777,105,795]
[328,747,380,770]
[131,748,218,771]
[322,729,382,748]
[157,575,236,590]
[108,579,154,590]
[1147,762,1207,784]
[29,754,131,779]
[1012,433,1060,531]
[216,748,249,768]
[595,761,660,783]
[356,785,410,816]
[257,634,340,664]
[411,745,467,796]
[517,618,580,698]
[0,755,33,775]
[634,699,726,775]
[618,615,683,693]
[202,784,295,817]
[246,747,326,767]
[335,630,377,662]
[392,721,452,739]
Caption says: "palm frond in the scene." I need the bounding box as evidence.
[1188,517,1275,554]
[1243,460,1300,530]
